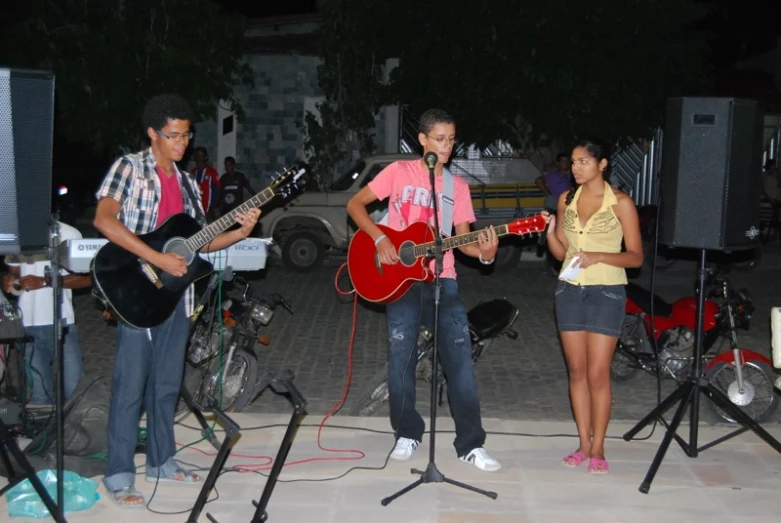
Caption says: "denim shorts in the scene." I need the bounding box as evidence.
[554,281,626,337]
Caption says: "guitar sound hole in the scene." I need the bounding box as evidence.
[164,237,195,264]
[398,241,416,266]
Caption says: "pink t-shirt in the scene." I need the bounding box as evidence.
[368,159,475,279]
[156,166,184,227]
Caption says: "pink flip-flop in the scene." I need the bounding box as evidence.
[562,451,588,467]
[587,458,609,474]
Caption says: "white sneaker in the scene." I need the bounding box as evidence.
[459,447,501,472]
[390,437,419,461]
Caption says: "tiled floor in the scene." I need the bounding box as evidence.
[2,413,781,522]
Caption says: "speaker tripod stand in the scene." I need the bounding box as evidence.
[623,249,781,493]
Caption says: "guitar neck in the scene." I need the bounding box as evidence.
[185,188,275,250]
[411,224,513,258]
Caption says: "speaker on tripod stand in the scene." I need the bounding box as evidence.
[624,97,781,493]
[0,68,67,522]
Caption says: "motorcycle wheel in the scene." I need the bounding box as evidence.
[205,348,258,413]
[610,316,644,381]
[348,364,391,416]
[705,359,779,424]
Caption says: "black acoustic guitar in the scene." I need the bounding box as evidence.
[92,167,305,329]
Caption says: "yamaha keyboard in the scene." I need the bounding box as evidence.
[59,238,269,274]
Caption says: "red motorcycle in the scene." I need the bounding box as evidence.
[611,272,778,424]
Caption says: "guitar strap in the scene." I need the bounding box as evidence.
[440,167,455,237]
[180,172,208,227]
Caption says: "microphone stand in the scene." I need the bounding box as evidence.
[49,218,66,521]
[381,153,497,506]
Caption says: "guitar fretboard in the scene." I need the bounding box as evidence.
[401,223,534,259]
[184,188,274,251]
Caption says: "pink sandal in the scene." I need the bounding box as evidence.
[587,458,609,474]
[562,451,589,467]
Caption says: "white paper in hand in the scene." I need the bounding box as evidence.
[558,256,582,281]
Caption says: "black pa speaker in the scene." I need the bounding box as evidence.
[0,68,54,255]
[658,97,764,251]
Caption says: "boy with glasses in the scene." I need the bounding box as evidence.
[93,94,260,507]
[346,108,501,471]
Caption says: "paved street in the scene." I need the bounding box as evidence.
[69,239,781,425]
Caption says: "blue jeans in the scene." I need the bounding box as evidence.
[103,299,189,492]
[386,279,486,457]
[24,324,85,405]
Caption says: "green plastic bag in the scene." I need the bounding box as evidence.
[5,469,99,519]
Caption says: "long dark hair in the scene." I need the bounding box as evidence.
[564,139,611,206]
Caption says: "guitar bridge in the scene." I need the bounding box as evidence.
[140,260,164,289]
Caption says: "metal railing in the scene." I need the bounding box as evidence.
[610,129,663,206]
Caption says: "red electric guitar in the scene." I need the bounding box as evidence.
[347,215,547,303]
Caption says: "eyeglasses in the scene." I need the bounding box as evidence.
[156,129,193,142]
[426,135,458,146]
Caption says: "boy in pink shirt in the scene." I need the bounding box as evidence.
[347,108,501,471]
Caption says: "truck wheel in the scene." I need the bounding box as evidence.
[282,231,324,272]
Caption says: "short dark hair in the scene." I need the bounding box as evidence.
[141,94,194,131]
[418,108,455,135]
[555,152,569,162]
[194,146,208,156]
[225,156,235,164]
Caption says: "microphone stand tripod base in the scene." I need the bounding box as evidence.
[381,462,497,506]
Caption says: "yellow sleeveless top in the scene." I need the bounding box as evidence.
[559,181,627,286]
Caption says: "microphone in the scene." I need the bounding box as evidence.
[424,152,438,170]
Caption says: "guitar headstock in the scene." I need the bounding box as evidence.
[268,166,308,198]
[507,214,547,236]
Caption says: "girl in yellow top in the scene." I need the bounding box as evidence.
[543,140,643,474]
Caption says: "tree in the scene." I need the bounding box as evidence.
[300,0,395,179]
[309,0,712,166]
[0,0,254,156]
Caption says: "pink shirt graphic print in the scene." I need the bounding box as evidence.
[368,160,475,279]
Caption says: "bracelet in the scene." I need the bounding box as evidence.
[479,253,495,265]
[374,234,387,246]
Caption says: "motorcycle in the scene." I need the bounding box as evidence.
[348,298,519,416]
[179,271,292,416]
[610,271,778,423]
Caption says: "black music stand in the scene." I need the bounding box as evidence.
[197,369,307,523]
[186,393,241,523]
[623,249,781,493]
[249,369,307,523]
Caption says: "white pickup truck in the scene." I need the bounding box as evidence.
[260,154,545,272]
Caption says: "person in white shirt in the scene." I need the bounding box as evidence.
[2,222,90,405]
